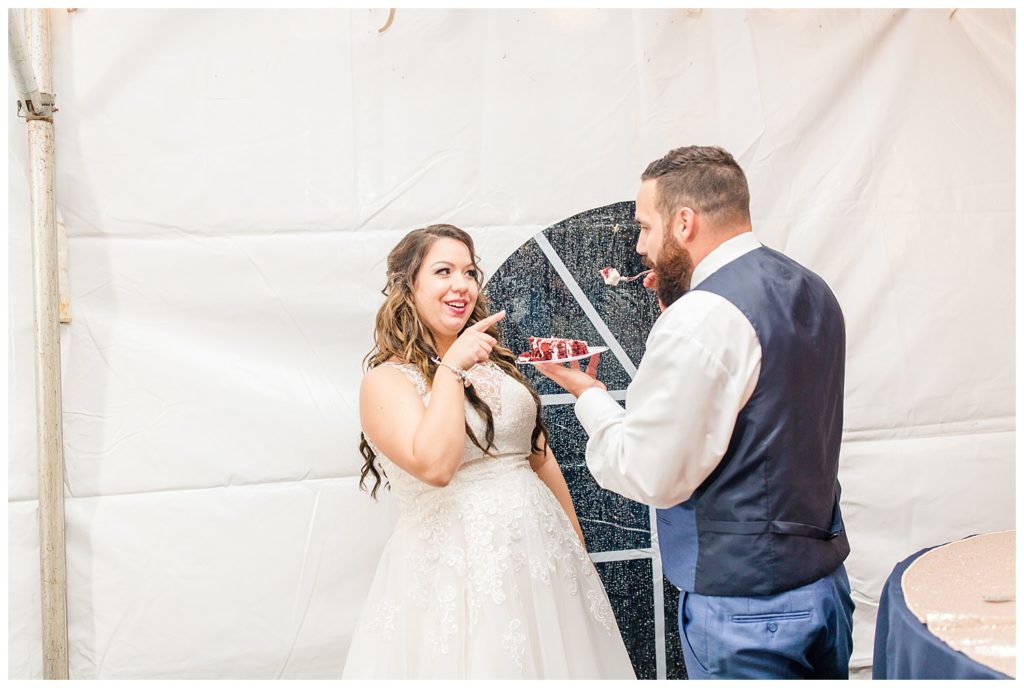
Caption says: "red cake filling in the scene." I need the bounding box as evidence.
[520,336,589,361]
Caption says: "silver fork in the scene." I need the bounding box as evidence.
[618,269,652,282]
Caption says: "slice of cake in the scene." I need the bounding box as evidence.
[599,266,622,286]
[520,336,589,361]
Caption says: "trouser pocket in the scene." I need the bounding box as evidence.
[679,590,711,676]
[730,610,811,623]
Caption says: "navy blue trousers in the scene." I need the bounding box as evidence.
[678,564,854,679]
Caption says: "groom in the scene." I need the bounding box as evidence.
[537,145,854,679]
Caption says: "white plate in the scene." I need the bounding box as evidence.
[516,346,609,366]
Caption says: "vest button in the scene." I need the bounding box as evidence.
[767,622,779,633]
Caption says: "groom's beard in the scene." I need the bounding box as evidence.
[644,235,694,309]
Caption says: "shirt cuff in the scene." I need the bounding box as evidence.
[574,386,624,436]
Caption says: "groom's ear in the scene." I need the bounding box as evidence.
[675,207,695,242]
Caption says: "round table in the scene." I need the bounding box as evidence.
[873,532,1014,679]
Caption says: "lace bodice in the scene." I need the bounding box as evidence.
[367,361,539,512]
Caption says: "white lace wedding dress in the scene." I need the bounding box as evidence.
[342,361,636,679]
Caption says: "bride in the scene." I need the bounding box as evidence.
[342,224,636,679]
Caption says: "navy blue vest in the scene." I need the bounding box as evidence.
[656,246,850,596]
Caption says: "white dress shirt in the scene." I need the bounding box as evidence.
[574,232,764,509]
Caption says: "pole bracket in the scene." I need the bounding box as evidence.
[17,92,57,121]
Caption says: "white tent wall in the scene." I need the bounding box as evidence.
[7,8,1014,679]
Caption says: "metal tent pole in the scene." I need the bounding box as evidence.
[10,7,70,679]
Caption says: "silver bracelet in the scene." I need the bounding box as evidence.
[431,357,471,388]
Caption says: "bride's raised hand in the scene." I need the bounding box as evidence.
[441,310,506,371]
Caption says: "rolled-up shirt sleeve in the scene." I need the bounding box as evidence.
[574,292,761,509]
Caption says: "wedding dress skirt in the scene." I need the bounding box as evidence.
[342,362,636,679]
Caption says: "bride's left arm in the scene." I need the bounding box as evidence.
[529,441,587,548]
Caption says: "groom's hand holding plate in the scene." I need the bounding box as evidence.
[535,352,606,398]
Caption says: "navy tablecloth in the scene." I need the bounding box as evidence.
[873,543,1011,680]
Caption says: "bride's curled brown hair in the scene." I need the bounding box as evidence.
[358,224,548,498]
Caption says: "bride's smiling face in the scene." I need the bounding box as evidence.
[412,237,480,345]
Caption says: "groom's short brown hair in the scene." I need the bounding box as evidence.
[642,146,751,228]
